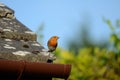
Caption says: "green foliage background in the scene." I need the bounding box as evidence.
[37,19,120,80]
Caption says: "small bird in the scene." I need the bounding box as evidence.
[47,36,59,52]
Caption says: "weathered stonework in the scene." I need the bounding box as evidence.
[0,2,56,62]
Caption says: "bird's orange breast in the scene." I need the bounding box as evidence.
[48,39,57,46]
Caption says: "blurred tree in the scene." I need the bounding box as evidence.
[67,16,109,53]
[53,19,120,80]
[104,18,120,54]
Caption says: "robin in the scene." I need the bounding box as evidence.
[47,36,59,52]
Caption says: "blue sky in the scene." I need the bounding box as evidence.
[0,0,120,49]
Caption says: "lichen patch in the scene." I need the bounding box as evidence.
[12,51,31,56]
[32,43,40,46]
[5,39,12,41]
[4,44,16,49]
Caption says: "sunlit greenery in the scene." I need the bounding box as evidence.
[54,47,120,80]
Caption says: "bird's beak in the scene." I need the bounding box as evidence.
[58,37,59,39]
